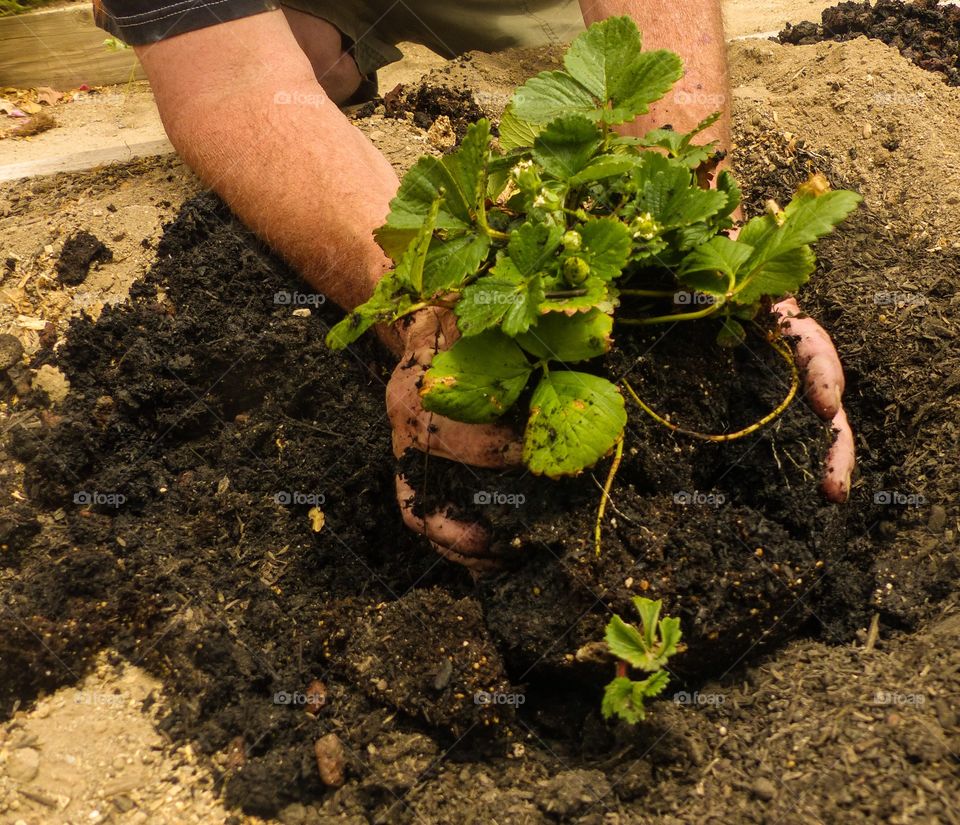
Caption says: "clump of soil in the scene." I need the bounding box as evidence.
[779,0,960,86]
[383,83,487,138]
[55,229,113,286]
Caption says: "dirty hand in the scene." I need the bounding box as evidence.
[772,297,855,502]
[385,308,522,572]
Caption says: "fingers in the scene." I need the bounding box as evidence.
[773,297,845,420]
[395,475,503,573]
[387,348,524,469]
[820,406,855,503]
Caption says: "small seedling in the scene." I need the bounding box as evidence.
[602,597,681,724]
[327,17,860,541]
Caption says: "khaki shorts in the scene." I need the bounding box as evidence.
[281,0,584,79]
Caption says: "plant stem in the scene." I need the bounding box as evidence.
[618,301,723,325]
[595,435,625,557]
[620,335,799,442]
[545,288,589,299]
[476,193,509,242]
[619,288,676,298]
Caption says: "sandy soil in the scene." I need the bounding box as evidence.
[0,656,257,825]
[1,8,959,825]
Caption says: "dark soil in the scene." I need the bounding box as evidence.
[55,229,113,286]
[779,0,960,87]
[371,80,491,143]
[0,127,957,823]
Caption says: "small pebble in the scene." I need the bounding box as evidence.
[0,334,24,370]
[927,505,947,533]
[7,747,40,783]
[751,777,776,801]
[314,734,346,788]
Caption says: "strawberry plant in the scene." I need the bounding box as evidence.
[327,16,860,484]
[602,597,681,724]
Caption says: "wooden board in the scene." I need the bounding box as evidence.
[0,5,145,90]
[0,137,172,182]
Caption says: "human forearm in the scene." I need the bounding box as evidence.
[579,0,731,148]
[135,13,397,313]
[157,81,396,311]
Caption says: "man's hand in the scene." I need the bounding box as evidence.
[385,309,522,573]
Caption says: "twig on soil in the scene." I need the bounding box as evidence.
[863,612,880,653]
[595,435,625,557]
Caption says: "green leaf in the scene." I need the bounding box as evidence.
[533,115,603,180]
[632,597,662,649]
[601,672,670,724]
[498,105,541,152]
[563,16,683,125]
[690,111,722,138]
[678,235,754,297]
[456,264,544,337]
[655,616,682,664]
[601,677,643,724]
[605,614,651,668]
[607,48,684,124]
[516,309,613,363]
[325,313,376,350]
[325,274,412,349]
[739,190,861,270]
[604,598,683,672]
[716,317,747,348]
[638,113,721,168]
[579,217,633,281]
[541,276,615,315]
[681,235,753,280]
[523,371,626,477]
[637,127,686,156]
[456,222,561,336]
[375,156,472,259]
[420,331,533,423]
[563,15,644,102]
[631,153,728,229]
[375,120,493,259]
[511,70,597,125]
[444,119,492,217]
[511,18,681,126]
[506,221,564,277]
[568,154,641,186]
[733,186,856,304]
[394,195,441,294]
[486,153,521,200]
[421,232,491,295]
[716,170,742,217]
[733,245,817,305]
